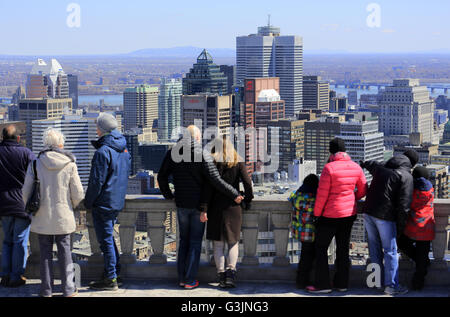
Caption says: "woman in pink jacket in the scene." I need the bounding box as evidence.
[307,138,367,294]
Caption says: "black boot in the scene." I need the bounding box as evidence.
[218,272,227,288]
[89,277,119,291]
[225,269,237,288]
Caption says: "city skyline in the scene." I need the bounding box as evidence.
[1,0,450,56]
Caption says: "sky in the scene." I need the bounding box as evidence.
[0,0,449,55]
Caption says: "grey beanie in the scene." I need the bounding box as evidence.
[97,113,118,134]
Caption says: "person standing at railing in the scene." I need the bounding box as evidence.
[84,113,131,291]
[360,149,418,296]
[288,174,319,289]
[201,136,254,289]
[22,128,84,297]
[0,125,36,288]
[158,126,243,290]
[397,166,435,291]
[307,138,367,294]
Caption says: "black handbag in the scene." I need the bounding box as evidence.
[26,160,41,216]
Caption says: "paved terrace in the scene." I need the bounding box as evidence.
[0,197,449,297]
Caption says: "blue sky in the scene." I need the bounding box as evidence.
[0,0,449,55]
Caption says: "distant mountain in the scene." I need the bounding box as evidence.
[128,46,236,58]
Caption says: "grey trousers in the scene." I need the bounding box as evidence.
[38,234,76,297]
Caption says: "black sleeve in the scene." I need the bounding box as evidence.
[395,172,414,234]
[362,160,383,175]
[239,162,254,203]
[202,151,239,200]
[157,150,175,200]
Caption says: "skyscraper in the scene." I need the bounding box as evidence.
[219,65,236,95]
[31,115,97,187]
[123,85,159,131]
[379,79,435,147]
[236,23,303,117]
[26,59,69,99]
[68,74,79,109]
[183,50,228,96]
[158,78,182,141]
[302,76,330,111]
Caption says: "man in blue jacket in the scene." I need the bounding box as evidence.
[84,113,131,291]
[0,125,36,287]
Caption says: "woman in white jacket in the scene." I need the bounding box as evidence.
[22,128,84,297]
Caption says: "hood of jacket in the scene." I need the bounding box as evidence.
[39,150,74,171]
[92,129,127,153]
[329,152,352,163]
[414,177,433,191]
[385,155,412,170]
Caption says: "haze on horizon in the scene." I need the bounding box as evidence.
[0,0,449,56]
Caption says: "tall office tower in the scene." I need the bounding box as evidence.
[444,121,450,143]
[19,98,72,149]
[158,78,182,141]
[11,86,26,105]
[330,96,348,113]
[379,79,435,146]
[236,23,303,117]
[26,59,69,99]
[304,115,344,173]
[123,85,159,131]
[183,50,228,95]
[181,94,232,138]
[329,90,337,111]
[242,78,285,174]
[124,132,141,176]
[68,74,79,109]
[219,65,236,94]
[347,90,358,106]
[138,142,175,173]
[336,119,384,182]
[302,76,330,111]
[267,119,305,172]
[31,115,96,188]
[8,105,19,122]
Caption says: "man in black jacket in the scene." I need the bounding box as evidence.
[0,125,36,288]
[361,149,418,296]
[157,125,243,289]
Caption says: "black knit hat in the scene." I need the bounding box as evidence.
[403,149,419,167]
[329,138,346,154]
[303,174,319,190]
[413,166,430,180]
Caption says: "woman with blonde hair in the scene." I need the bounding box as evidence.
[201,136,253,288]
[22,128,84,297]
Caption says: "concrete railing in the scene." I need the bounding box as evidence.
[0,196,449,285]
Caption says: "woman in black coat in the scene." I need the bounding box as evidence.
[200,137,253,288]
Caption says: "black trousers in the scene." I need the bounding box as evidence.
[397,234,431,285]
[314,215,356,289]
[297,241,315,287]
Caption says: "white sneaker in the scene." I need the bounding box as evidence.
[384,285,409,295]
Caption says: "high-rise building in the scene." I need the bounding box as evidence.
[31,115,97,188]
[237,23,303,117]
[336,119,385,182]
[379,79,435,146]
[68,74,79,109]
[124,132,141,176]
[329,90,337,111]
[304,116,344,173]
[123,85,159,131]
[19,98,72,149]
[302,76,330,111]
[183,50,228,96]
[139,142,175,173]
[158,78,182,142]
[347,90,358,106]
[219,65,236,95]
[181,94,232,139]
[26,59,69,99]
[425,165,449,199]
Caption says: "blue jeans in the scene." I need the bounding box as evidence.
[1,216,31,281]
[92,209,121,280]
[364,213,399,288]
[177,208,205,284]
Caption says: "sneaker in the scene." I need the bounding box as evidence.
[225,269,237,288]
[335,288,348,292]
[179,282,185,288]
[8,276,26,288]
[89,277,119,291]
[184,280,199,290]
[384,285,409,296]
[0,276,10,287]
[117,276,123,287]
[218,272,227,289]
[65,289,78,297]
[306,286,332,294]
